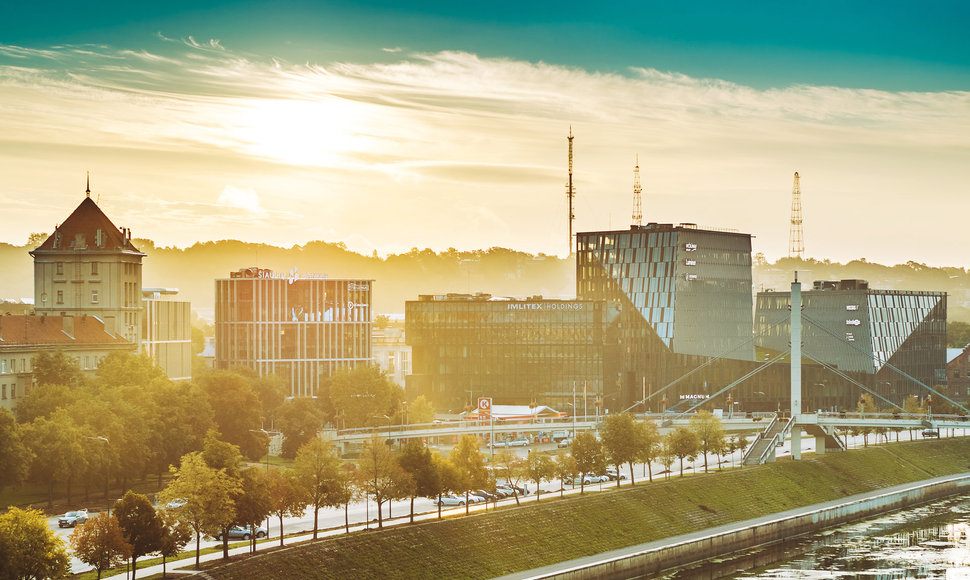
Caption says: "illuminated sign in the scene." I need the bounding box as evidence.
[684,259,696,266]
[846,305,858,311]
[679,394,709,400]
[685,274,698,281]
[684,243,697,252]
[507,303,585,311]
[348,282,370,291]
[846,319,861,326]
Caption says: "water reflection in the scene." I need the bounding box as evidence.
[658,496,970,579]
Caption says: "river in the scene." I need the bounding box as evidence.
[659,494,970,579]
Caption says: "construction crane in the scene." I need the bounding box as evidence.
[632,154,642,227]
[788,171,804,258]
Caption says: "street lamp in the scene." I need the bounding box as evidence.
[86,436,109,501]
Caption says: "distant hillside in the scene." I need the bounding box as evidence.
[1,241,967,323]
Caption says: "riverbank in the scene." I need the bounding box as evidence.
[191,439,970,579]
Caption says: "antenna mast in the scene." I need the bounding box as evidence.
[566,127,575,256]
[632,153,642,227]
[788,171,804,258]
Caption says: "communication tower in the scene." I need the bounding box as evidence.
[566,127,575,256]
[632,154,642,227]
[788,171,804,258]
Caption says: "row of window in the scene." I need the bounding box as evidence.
[1,383,16,400]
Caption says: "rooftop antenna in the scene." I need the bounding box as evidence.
[566,127,575,256]
[788,171,804,258]
[632,153,642,227]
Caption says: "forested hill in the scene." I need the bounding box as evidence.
[0,240,967,323]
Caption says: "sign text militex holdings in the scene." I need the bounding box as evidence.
[506,303,585,311]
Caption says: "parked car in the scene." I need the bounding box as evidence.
[475,489,499,501]
[572,475,605,485]
[437,494,467,506]
[215,526,267,541]
[58,509,88,528]
[502,438,531,447]
[922,429,940,438]
[605,468,629,481]
[493,486,515,498]
[165,498,187,509]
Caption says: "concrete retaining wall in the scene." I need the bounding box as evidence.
[517,474,970,580]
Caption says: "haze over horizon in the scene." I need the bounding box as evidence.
[2,1,968,267]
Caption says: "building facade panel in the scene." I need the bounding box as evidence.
[215,268,373,397]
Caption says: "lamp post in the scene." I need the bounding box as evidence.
[86,436,109,502]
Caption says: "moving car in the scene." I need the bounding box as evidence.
[215,526,267,541]
[58,509,88,528]
[922,429,940,438]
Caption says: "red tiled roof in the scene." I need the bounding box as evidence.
[33,196,142,254]
[0,315,130,346]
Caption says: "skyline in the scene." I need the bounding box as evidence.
[2,2,969,266]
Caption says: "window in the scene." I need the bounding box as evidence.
[91,289,99,304]
[56,262,64,275]
[1,385,5,400]
[10,385,15,399]
[56,290,64,304]
[91,262,99,275]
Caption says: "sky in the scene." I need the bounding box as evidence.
[1,1,969,265]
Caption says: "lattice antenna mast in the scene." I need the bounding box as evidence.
[788,171,804,258]
[632,153,642,227]
[566,127,576,255]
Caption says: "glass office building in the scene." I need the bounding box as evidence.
[215,267,373,397]
[405,294,619,412]
[757,280,947,407]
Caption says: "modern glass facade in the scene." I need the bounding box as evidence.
[215,268,372,397]
[405,294,618,412]
[756,280,947,406]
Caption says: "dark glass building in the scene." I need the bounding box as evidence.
[576,224,755,409]
[757,280,947,407]
[405,294,619,412]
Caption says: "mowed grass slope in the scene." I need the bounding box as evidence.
[201,439,970,580]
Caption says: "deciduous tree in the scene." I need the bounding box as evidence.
[571,431,605,494]
[157,509,191,579]
[0,408,30,490]
[449,434,489,513]
[276,397,324,459]
[234,468,272,553]
[197,370,264,459]
[668,427,699,477]
[601,413,637,487]
[525,452,555,501]
[293,437,343,539]
[635,419,661,482]
[408,395,436,424]
[0,507,70,580]
[113,491,163,579]
[266,468,309,545]
[69,512,131,580]
[328,365,402,428]
[491,450,526,504]
[554,451,577,497]
[31,349,83,388]
[397,439,441,522]
[688,410,726,473]
[358,435,408,528]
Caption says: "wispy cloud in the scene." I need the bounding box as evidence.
[0,41,968,263]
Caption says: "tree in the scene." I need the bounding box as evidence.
[31,349,83,387]
[0,408,30,490]
[688,410,726,473]
[234,468,272,553]
[668,427,699,477]
[276,397,324,458]
[601,413,638,487]
[160,452,241,567]
[197,370,265,459]
[266,468,309,546]
[635,419,661,482]
[409,395,436,424]
[22,409,85,508]
[659,436,676,480]
[328,365,402,428]
[449,434,489,513]
[157,509,191,579]
[397,439,441,523]
[113,491,164,579]
[525,452,556,501]
[491,450,527,504]
[0,507,70,580]
[201,431,243,477]
[948,321,970,348]
[358,435,409,528]
[70,512,132,579]
[148,381,214,486]
[571,431,605,494]
[554,451,577,497]
[96,351,165,388]
[14,383,79,423]
[431,452,460,519]
[293,437,343,539]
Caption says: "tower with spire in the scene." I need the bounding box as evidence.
[566,127,575,256]
[30,176,145,344]
[632,154,642,227]
[788,171,804,259]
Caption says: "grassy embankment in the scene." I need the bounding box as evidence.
[194,439,970,580]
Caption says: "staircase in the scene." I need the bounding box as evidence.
[743,415,788,465]
[803,423,847,453]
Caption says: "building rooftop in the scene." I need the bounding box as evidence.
[0,314,129,346]
[32,195,142,255]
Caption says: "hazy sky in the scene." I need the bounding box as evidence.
[2,1,968,265]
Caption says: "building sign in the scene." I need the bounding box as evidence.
[685,274,698,281]
[846,305,859,311]
[846,319,861,326]
[684,259,696,266]
[478,397,492,418]
[507,303,585,311]
[684,243,697,252]
[679,394,709,400]
[349,282,370,291]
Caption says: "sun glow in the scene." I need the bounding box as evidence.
[237,97,362,167]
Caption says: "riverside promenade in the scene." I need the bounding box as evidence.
[500,472,970,580]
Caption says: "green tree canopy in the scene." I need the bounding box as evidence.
[96,352,166,389]
[293,437,343,540]
[408,395,436,424]
[328,365,403,428]
[688,410,726,474]
[69,512,131,580]
[449,434,489,513]
[197,370,265,460]
[0,408,30,489]
[276,398,323,459]
[0,507,70,580]
[571,431,605,493]
[397,439,441,523]
[31,349,83,387]
[525,452,556,502]
[266,468,308,546]
[668,427,700,477]
[357,435,409,528]
[234,468,272,553]
[112,491,163,579]
[601,413,638,486]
